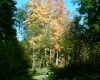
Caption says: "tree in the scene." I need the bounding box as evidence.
[25,0,70,67]
[15,4,28,41]
[0,0,30,79]
[72,0,100,43]
[47,1,100,79]
[72,0,100,25]
[0,0,17,41]
[71,0,100,67]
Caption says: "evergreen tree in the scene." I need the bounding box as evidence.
[0,0,17,41]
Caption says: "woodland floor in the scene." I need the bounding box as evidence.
[30,68,52,80]
[12,68,54,80]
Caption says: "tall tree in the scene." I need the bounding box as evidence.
[25,0,70,67]
[0,0,17,41]
[15,4,28,41]
[0,0,30,79]
[72,0,100,65]
[72,0,100,43]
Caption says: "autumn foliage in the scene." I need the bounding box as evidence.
[25,0,70,67]
[26,0,69,49]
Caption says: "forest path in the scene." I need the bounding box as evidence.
[29,68,53,80]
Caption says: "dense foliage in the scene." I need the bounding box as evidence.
[51,0,100,79]
[0,0,30,79]
[0,0,17,41]
[25,0,70,68]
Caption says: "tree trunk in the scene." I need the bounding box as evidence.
[32,49,35,70]
[56,51,58,65]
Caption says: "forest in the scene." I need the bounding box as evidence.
[1,0,100,80]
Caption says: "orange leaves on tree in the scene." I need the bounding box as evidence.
[54,43,61,52]
[27,0,52,27]
[26,0,70,50]
[54,0,65,16]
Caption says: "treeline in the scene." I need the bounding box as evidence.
[51,0,100,79]
[16,0,100,71]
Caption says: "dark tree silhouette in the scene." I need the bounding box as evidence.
[0,0,17,41]
[0,0,30,80]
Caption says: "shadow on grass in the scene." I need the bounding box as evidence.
[0,41,37,80]
[50,62,100,80]
[13,70,37,80]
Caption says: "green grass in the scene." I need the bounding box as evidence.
[10,68,54,80]
[29,68,51,80]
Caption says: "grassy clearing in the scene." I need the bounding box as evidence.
[11,68,53,80]
[29,68,52,80]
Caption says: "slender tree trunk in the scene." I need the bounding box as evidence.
[45,48,47,57]
[50,49,51,60]
[56,51,58,65]
[32,49,35,70]
[50,49,53,66]
[44,48,46,67]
